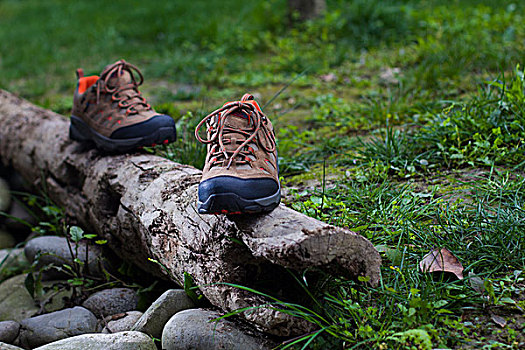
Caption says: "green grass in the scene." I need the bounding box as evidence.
[282,169,524,349]
[1,0,525,348]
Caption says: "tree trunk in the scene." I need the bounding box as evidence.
[289,0,326,21]
[0,89,380,336]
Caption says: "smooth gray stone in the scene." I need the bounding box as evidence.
[0,274,38,322]
[0,321,20,344]
[132,289,195,338]
[24,236,104,279]
[18,306,97,349]
[33,331,156,350]
[35,281,74,314]
[82,288,138,318]
[102,311,143,334]
[161,309,271,350]
[0,342,24,350]
[0,249,29,281]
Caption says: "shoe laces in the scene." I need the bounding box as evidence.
[96,60,151,115]
[195,94,276,169]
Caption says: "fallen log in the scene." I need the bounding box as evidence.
[0,89,381,336]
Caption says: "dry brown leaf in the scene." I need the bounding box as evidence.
[491,314,507,328]
[419,248,464,279]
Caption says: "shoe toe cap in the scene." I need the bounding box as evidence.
[198,176,279,201]
[110,114,175,139]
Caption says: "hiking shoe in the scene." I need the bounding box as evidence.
[70,59,176,152]
[195,94,280,214]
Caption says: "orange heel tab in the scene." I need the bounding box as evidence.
[77,75,99,94]
[223,94,263,113]
[241,93,262,112]
[76,68,84,79]
[241,93,254,101]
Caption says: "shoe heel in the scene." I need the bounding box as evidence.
[69,116,90,142]
[69,123,86,141]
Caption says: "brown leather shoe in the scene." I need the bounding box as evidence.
[70,59,176,152]
[195,94,280,214]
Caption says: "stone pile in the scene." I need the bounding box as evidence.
[0,176,274,349]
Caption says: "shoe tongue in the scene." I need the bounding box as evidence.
[100,64,147,111]
[107,69,133,88]
[223,111,251,129]
[107,69,143,104]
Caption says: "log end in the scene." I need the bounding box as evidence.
[236,205,382,286]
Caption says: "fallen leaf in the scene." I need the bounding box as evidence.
[491,314,507,328]
[419,248,464,279]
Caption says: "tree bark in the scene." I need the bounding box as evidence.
[0,89,380,336]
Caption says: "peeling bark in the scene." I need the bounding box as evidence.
[0,89,381,336]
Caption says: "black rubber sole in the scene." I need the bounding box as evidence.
[197,189,281,215]
[70,115,176,153]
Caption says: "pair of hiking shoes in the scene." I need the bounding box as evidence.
[70,60,280,215]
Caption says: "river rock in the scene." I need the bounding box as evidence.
[132,289,195,338]
[0,342,24,350]
[18,306,97,348]
[0,249,29,280]
[102,311,143,333]
[82,288,138,318]
[36,282,74,314]
[0,321,20,344]
[24,236,104,279]
[0,179,9,212]
[0,274,38,322]
[33,331,156,350]
[161,309,272,350]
